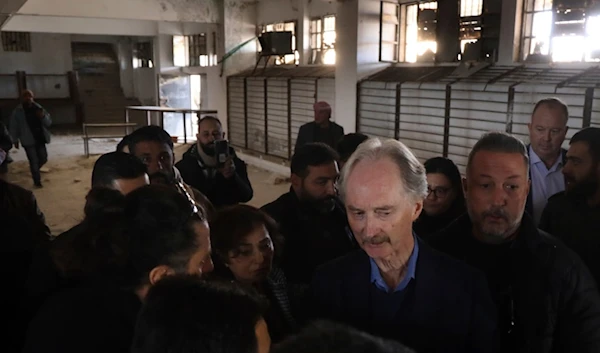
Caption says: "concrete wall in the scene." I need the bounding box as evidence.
[0,32,72,74]
[133,68,157,105]
[256,0,336,24]
[17,0,221,23]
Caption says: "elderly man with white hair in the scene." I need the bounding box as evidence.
[295,101,344,151]
[311,138,498,353]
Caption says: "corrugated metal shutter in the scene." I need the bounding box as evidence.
[317,78,336,122]
[246,78,266,153]
[512,84,585,148]
[591,89,600,128]
[448,83,509,173]
[290,78,316,152]
[358,81,396,138]
[266,78,289,158]
[227,77,246,149]
[399,82,446,162]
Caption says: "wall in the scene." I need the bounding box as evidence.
[17,0,221,23]
[133,68,157,105]
[257,0,337,24]
[0,32,72,74]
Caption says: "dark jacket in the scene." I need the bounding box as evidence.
[23,282,141,353]
[311,239,498,353]
[540,191,600,287]
[525,146,567,219]
[261,189,357,285]
[0,179,51,243]
[175,144,253,208]
[430,213,600,353]
[295,121,344,151]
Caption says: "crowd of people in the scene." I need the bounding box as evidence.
[2,93,600,353]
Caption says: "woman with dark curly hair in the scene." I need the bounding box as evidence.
[210,204,297,343]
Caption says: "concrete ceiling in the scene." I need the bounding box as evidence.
[0,0,28,28]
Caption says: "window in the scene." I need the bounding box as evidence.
[173,34,209,67]
[521,0,600,62]
[404,2,437,63]
[133,42,153,68]
[380,2,400,62]
[381,0,494,63]
[1,32,31,52]
[309,15,336,65]
[259,21,298,65]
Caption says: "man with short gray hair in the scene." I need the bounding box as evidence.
[430,131,600,353]
[312,138,497,353]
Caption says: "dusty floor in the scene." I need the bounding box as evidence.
[5,135,290,235]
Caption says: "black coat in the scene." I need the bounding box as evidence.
[261,189,357,285]
[295,121,344,151]
[429,213,600,353]
[311,239,498,353]
[175,144,253,208]
[540,191,600,287]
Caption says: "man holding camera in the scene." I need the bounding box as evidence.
[10,89,52,188]
[176,116,253,208]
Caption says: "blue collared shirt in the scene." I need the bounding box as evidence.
[529,146,565,226]
[369,236,419,293]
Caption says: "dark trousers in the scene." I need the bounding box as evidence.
[24,143,48,184]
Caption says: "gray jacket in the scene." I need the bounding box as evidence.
[9,102,52,146]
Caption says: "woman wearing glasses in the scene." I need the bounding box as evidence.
[209,204,297,343]
[414,157,466,239]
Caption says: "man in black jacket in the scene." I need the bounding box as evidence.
[429,132,600,353]
[540,127,600,286]
[295,101,344,151]
[262,143,357,285]
[311,138,497,353]
[176,116,253,208]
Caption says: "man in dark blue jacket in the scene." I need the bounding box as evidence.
[312,138,498,353]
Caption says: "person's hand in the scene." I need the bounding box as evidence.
[36,109,45,119]
[218,157,236,179]
[14,141,19,149]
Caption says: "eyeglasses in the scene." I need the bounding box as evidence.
[427,186,451,198]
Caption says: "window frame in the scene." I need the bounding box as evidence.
[309,14,336,65]
[379,1,401,63]
[1,32,31,52]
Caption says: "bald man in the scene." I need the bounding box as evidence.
[9,90,52,188]
[295,101,344,151]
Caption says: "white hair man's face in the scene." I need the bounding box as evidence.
[344,157,422,262]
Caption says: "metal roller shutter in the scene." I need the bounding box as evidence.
[227,77,246,149]
[290,78,317,152]
[266,78,289,158]
[590,89,600,128]
[399,82,446,162]
[246,78,266,154]
[317,78,336,122]
[358,81,396,139]
[448,82,510,173]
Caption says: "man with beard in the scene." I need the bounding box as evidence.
[540,127,600,285]
[126,125,215,218]
[176,116,253,208]
[262,143,357,286]
[311,138,497,353]
[429,132,600,353]
[9,89,52,188]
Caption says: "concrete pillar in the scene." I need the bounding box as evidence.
[335,0,359,133]
[298,0,310,65]
[497,0,521,64]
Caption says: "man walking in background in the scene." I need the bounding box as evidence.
[295,101,344,151]
[10,89,52,188]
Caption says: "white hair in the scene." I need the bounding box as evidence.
[338,138,428,202]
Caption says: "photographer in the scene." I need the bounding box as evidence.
[176,116,253,208]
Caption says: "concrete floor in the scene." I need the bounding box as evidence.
[5,135,290,235]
